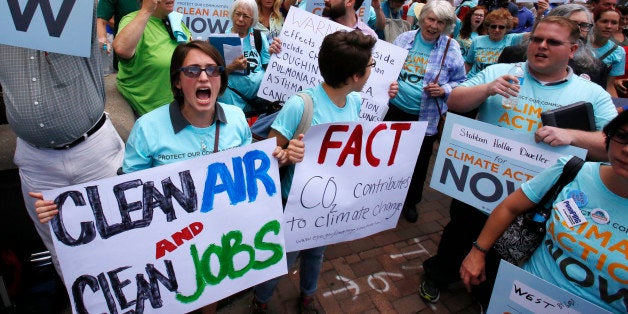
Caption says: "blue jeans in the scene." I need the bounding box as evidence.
[253,246,326,303]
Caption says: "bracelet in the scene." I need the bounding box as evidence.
[472,241,489,254]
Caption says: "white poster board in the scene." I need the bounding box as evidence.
[283,122,426,252]
[258,8,407,121]
[43,140,287,313]
[175,0,232,38]
[0,0,93,57]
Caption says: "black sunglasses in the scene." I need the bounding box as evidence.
[576,22,594,30]
[180,65,224,78]
[530,36,573,47]
[489,24,506,30]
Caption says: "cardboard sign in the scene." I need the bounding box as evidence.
[429,114,587,214]
[43,140,287,313]
[175,0,231,38]
[488,261,612,313]
[283,121,426,251]
[0,0,93,57]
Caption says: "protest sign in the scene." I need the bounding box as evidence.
[43,140,287,313]
[258,8,407,121]
[429,113,587,215]
[283,121,426,252]
[175,0,231,39]
[0,0,93,57]
[488,260,612,313]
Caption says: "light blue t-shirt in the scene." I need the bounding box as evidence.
[595,40,626,77]
[462,62,618,134]
[123,102,252,173]
[218,27,270,112]
[521,157,628,313]
[391,33,434,114]
[271,84,361,197]
[455,31,478,58]
[465,33,525,78]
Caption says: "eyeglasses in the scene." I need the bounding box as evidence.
[575,22,594,30]
[489,24,506,30]
[610,129,628,144]
[472,13,485,17]
[234,11,252,20]
[367,60,376,68]
[530,36,574,46]
[180,65,224,78]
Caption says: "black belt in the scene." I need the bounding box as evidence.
[53,114,107,150]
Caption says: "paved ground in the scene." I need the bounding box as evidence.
[217,148,482,314]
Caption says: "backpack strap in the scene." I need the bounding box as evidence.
[598,43,619,62]
[253,29,262,57]
[294,92,313,139]
[538,156,585,211]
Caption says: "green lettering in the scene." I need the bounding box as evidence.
[201,244,227,285]
[175,244,205,303]
[222,230,255,279]
[253,220,283,270]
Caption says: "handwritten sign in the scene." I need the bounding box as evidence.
[258,8,407,121]
[429,114,587,214]
[283,121,426,251]
[0,0,93,57]
[43,140,287,313]
[488,260,612,313]
[175,0,231,38]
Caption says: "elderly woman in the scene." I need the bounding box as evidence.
[256,0,284,40]
[464,8,525,78]
[461,110,628,313]
[386,0,466,223]
[113,0,191,116]
[218,0,281,115]
[592,9,626,97]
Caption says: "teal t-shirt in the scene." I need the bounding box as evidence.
[116,12,191,115]
[595,40,626,77]
[123,102,252,173]
[218,27,271,112]
[455,31,478,57]
[465,33,524,78]
[391,33,434,114]
[521,157,628,313]
[271,84,361,197]
[462,62,618,134]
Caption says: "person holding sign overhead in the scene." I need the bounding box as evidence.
[460,110,628,313]
[420,16,618,308]
[386,0,467,223]
[251,30,377,313]
[113,0,191,116]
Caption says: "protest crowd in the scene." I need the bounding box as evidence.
[1,0,627,313]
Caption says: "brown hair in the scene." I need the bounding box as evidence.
[319,30,376,88]
[533,16,581,44]
[484,8,517,31]
[460,6,488,39]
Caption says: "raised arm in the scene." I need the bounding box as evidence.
[112,1,158,60]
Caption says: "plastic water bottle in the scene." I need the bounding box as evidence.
[502,63,524,109]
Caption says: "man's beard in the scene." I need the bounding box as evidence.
[322,3,346,20]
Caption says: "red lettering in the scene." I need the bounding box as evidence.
[387,123,411,165]
[337,125,363,166]
[318,125,349,164]
[155,221,205,259]
[155,239,177,259]
[366,123,387,166]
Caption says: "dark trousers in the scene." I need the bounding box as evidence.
[422,199,500,308]
[384,104,437,209]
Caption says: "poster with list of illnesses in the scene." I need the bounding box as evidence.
[258,8,408,122]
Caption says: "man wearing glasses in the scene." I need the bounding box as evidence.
[419,16,618,309]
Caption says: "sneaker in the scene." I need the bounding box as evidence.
[299,293,319,314]
[403,205,418,223]
[251,297,268,314]
[418,279,440,303]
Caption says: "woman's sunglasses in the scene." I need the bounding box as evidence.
[180,65,224,78]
